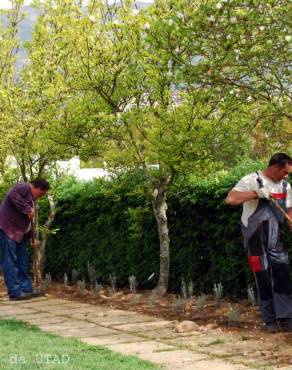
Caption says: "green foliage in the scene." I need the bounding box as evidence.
[45,161,292,297]
[0,174,16,201]
[46,175,159,286]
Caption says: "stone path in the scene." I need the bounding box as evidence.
[0,296,292,370]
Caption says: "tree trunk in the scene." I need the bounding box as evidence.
[152,178,170,296]
[34,195,56,285]
[19,159,27,182]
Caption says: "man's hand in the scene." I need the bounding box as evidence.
[27,208,35,220]
[256,188,271,200]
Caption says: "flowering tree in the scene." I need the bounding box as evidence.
[27,0,247,294]
[183,0,292,155]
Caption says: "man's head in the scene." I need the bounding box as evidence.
[30,178,50,199]
[267,153,292,181]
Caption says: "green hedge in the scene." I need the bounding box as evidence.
[45,163,292,297]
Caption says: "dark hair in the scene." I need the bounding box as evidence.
[30,178,50,191]
[268,153,292,167]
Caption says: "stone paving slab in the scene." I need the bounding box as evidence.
[37,319,97,330]
[107,340,176,356]
[83,308,138,317]
[81,333,149,346]
[0,304,36,311]
[141,351,211,368]
[26,317,72,325]
[44,301,93,308]
[70,310,137,322]
[16,301,90,309]
[227,355,264,368]
[107,342,209,367]
[139,328,183,340]
[112,320,174,334]
[0,307,37,317]
[38,323,120,338]
[33,306,96,316]
[6,298,71,306]
[167,333,225,347]
[11,313,55,321]
[80,313,164,327]
[54,327,122,338]
[25,302,68,309]
[166,359,250,370]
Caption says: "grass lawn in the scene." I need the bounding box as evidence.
[0,319,159,370]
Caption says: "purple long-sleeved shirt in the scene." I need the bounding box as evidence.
[0,182,34,243]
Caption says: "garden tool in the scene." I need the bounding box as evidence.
[270,197,292,225]
[31,219,39,286]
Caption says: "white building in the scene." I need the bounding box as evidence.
[56,157,109,181]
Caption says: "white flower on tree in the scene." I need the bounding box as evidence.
[88,15,96,23]
[132,9,139,16]
[208,15,215,22]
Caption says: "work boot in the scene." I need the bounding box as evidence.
[263,321,278,333]
[31,288,45,298]
[9,292,32,301]
[22,288,45,298]
[278,318,292,332]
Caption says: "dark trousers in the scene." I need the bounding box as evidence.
[0,230,32,298]
[247,222,292,323]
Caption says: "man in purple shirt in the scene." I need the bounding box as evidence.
[0,179,50,300]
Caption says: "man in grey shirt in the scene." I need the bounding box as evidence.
[226,153,292,332]
[0,179,49,300]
